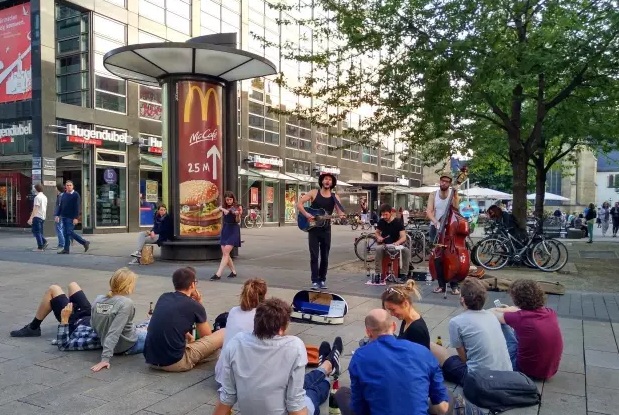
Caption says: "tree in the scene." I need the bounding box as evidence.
[266,0,619,229]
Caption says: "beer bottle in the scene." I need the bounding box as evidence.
[436,336,443,346]
[328,376,341,414]
[148,302,154,316]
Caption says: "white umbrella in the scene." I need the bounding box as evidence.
[526,192,570,202]
[461,187,513,200]
[407,186,440,195]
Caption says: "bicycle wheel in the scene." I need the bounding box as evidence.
[531,239,568,272]
[255,215,263,229]
[474,238,510,270]
[362,222,372,231]
[351,222,359,231]
[409,232,426,264]
[244,215,254,229]
[354,234,377,262]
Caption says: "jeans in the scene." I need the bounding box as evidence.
[137,232,158,252]
[31,217,47,249]
[124,324,148,355]
[61,217,88,252]
[55,219,65,247]
[587,221,594,242]
[309,228,331,283]
[501,324,519,371]
[304,368,330,415]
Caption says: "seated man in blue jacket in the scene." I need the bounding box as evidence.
[131,204,173,259]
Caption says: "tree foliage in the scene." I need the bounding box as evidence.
[265,0,619,228]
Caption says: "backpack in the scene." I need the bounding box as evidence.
[463,369,541,414]
[213,312,229,331]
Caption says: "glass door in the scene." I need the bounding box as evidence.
[94,149,127,228]
[0,176,17,225]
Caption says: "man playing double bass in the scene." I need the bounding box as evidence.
[426,173,462,295]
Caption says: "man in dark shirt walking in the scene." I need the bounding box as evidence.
[55,180,90,254]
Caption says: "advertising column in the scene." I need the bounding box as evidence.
[176,81,223,238]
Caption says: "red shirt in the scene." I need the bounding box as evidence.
[504,307,563,380]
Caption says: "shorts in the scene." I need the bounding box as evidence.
[152,333,220,372]
[50,290,92,332]
[442,355,468,386]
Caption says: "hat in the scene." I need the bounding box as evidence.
[439,172,452,181]
[318,172,337,188]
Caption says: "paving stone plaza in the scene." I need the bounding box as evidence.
[0,226,617,415]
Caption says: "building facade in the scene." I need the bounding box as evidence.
[595,150,619,209]
[0,0,422,232]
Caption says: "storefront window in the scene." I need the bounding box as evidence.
[265,181,278,222]
[95,166,126,227]
[139,133,162,226]
[285,184,297,222]
[0,121,32,155]
[248,181,262,209]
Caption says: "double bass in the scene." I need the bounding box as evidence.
[428,167,470,297]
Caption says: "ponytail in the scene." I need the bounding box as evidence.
[381,279,422,307]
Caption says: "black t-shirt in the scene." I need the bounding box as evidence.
[398,318,430,349]
[377,218,404,244]
[144,291,207,366]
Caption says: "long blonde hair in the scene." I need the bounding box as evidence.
[107,267,138,297]
[381,279,422,308]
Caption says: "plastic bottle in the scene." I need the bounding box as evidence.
[425,273,432,286]
[436,336,443,346]
[370,269,376,284]
[328,377,341,414]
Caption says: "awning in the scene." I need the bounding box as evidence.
[140,154,162,167]
[249,168,299,182]
[347,180,403,186]
[238,167,263,179]
[286,173,315,184]
[337,180,352,187]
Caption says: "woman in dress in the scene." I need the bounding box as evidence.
[381,279,430,349]
[210,191,242,281]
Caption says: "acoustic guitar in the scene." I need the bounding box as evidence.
[297,207,334,232]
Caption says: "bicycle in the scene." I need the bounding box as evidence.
[354,232,378,262]
[243,208,263,229]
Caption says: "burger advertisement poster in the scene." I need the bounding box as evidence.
[177,81,223,238]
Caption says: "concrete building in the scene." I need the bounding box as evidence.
[559,148,597,213]
[0,0,423,232]
[595,150,619,209]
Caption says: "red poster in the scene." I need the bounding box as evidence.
[0,3,31,103]
[177,81,223,238]
[266,186,274,204]
[250,187,259,205]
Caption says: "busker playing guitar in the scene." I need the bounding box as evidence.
[297,173,346,290]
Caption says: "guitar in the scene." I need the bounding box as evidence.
[297,208,335,232]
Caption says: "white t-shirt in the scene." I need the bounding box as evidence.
[215,306,257,382]
[33,192,48,219]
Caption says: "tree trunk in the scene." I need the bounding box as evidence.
[534,157,547,233]
[510,147,529,231]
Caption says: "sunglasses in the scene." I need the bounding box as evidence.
[386,287,404,297]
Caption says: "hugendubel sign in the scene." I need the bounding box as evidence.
[0,123,31,143]
[176,81,223,238]
[66,124,133,146]
[0,3,32,103]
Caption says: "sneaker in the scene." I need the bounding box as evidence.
[130,251,141,258]
[319,281,328,290]
[311,282,320,291]
[226,272,237,279]
[10,325,41,337]
[56,246,64,250]
[42,241,49,250]
[328,336,343,376]
[318,341,331,367]
[210,274,221,281]
[32,248,44,252]
[57,250,69,254]
[128,258,140,265]
[84,242,90,253]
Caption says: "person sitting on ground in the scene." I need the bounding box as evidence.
[381,280,430,349]
[430,277,512,386]
[491,279,563,380]
[214,278,268,383]
[143,267,225,372]
[374,203,412,282]
[9,282,101,351]
[131,204,172,259]
[334,308,451,415]
[214,297,342,415]
[90,267,149,372]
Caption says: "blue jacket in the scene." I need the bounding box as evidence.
[349,335,449,415]
[56,192,81,220]
[152,213,172,246]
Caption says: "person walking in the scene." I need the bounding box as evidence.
[610,202,619,237]
[585,203,596,243]
[600,202,611,237]
[55,180,90,254]
[54,184,67,249]
[210,191,242,281]
[27,183,48,252]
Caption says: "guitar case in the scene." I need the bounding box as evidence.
[291,290,348,325]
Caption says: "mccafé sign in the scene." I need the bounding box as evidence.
[66,124,134,146]
[0,123,31,143]
[249,154,283,169]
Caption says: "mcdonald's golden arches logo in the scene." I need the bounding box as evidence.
[183,84,221,125]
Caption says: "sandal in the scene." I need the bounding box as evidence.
[451,288,461,295]
[432,287,445,294]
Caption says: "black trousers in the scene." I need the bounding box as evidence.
[613,219,619,235]
[308,227,331,282]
